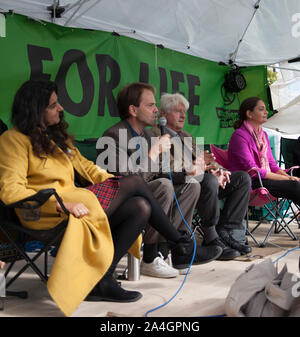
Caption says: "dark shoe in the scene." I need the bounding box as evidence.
[192,244,223,266]
[203,237,240,261]
[170,233,223,269]
[85,274,142,302]
[218,230,252,255]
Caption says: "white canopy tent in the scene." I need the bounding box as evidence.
[265,61,300,138]
[264,94,300,137]
[0,0,300,67]
[1,0,300,140]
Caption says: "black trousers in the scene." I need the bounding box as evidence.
[252,178,300,206]
[196,171,251,230]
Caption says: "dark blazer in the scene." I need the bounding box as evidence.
[97,120,159,182]
[151,125,198,184]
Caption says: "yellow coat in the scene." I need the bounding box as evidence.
[0,128,141,316]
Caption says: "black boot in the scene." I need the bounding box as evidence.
[170,232,222,269]
[85,273,142,302]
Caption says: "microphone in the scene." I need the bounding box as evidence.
[159,117,167,135]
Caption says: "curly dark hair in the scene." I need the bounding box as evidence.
[11,80,74,157]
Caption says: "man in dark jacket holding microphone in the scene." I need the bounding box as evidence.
[97,82,222,279]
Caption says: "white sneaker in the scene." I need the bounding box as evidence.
[140,256,179,278]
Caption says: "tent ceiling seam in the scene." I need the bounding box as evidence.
[230,0,261,64]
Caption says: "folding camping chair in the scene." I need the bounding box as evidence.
[210,144,298,247]
[0,188,68,303]
[278,137,300,228]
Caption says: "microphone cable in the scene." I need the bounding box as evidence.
[145,149,300,317]
[145,152,197,317]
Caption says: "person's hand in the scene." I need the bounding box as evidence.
[56,201,89,218]
[210,168,231,189]
[0,260,6,269]
[288,175,300,182]
[204,150,216,165]
[186,157,205,176]
[149,134,171,161]
[194,154,216,172]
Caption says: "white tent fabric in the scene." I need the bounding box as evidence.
[270,61,300,109]
[1,0,300,66]
[264,94,300,136]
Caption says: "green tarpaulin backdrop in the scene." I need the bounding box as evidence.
[0,14,268,144]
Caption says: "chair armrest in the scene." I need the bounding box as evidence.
[1,189,69,215]
[284,166,300,177]
[248,167,264,187]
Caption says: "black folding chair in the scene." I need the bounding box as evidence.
[0,188,68,304]
[278,137,300,229]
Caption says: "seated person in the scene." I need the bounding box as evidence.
[228,97,300,208]
[151,93,252,258]
[98,82,222,277]
[0,80,213,316]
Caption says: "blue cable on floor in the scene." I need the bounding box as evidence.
[145,154,197,317]
[272,246,300,265]
[145,150,300,317]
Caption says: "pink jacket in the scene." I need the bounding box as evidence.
[228,124,281,180]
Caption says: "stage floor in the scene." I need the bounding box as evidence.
[0,221,299,318]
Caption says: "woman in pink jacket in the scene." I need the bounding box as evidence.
[228,97,300,206]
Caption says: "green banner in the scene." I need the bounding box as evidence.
[0,14,268,144]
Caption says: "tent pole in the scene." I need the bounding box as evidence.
[64,0,89,27]
[269,65,300,73]
[230,0,261,64]
[64,0,102,27]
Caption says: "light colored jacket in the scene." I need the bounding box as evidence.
[228,124,281,179]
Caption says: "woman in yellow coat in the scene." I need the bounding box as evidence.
[0,80,195,316]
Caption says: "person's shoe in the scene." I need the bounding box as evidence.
[164,252,189,275]
[85,274,142,302]
[170,233,223,269]
[140,256,179,278]
[203,237,240,261]
[218,230,252,255]
[192,244,223,265]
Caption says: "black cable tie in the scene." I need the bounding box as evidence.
[112,31,120,37]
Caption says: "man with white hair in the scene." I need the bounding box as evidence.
[151,93,252,257]
[97,83,222,279]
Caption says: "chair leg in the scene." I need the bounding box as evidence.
[245,210,261,246]
[248,198,298,247]
[261,201,298,246]
[246,228,260,246]
[260,219,277,247]
[0,297,4,310]
[269,201,298,241]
